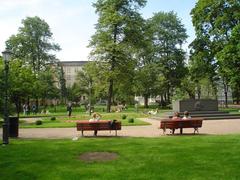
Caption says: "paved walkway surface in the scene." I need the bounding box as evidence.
[1,118,240,139]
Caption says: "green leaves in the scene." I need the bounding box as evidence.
[6,16,60,72]
[89,0,146,111]
[190,0,240,102]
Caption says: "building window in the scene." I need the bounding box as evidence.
[66,75,71,81]
[66,68,70,74]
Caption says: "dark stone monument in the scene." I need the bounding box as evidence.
[172,99,218,112]
[167,99,240,120]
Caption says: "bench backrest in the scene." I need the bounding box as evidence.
[76,120,121,131]
[160,118,203,129]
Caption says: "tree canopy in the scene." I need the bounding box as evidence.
[190,0,240,103]
[89,0,146,112]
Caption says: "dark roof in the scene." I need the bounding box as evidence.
[59,61,89,66]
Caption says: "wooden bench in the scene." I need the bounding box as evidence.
[160,118,203,135]
[76,120,121,136]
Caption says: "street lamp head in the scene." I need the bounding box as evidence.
[2,49,12,62]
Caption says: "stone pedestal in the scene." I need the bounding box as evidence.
[172,99,218,112]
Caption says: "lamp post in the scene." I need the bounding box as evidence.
[2,49,12,145]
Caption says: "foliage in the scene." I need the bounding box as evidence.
[135,11,188,106]
[34,67,59,101]
[6,16,60,72]
[4,16,61,113]
[128,117,134,123]
[89,0,147,112]
[57,65,67,102]
[50,117,56,121]
[35,120,42,125]
[122,114,127,119]
[190,0,240,103]
[8,59,35,115]
[0,58,4,116]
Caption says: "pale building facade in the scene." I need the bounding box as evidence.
[59,61,88,87]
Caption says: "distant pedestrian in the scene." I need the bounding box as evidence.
[67,102,72,117]
[23,104,27,115]
[32,104,37,114]
[26,104,30,115]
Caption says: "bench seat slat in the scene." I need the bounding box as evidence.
[76,120,121,133]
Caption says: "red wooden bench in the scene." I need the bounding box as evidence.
[160,118,203,135]
[76,120,121,136]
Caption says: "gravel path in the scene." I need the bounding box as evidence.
[1,118,240,139]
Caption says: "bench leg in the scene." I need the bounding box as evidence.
[163,129,166,135]
[171,129,175,135]
[81,130,84,137]
[115,130,117,136]
[180,128,183,134]
[194,128,199,134]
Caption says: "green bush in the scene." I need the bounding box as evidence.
[128,118,134,123]
[122,114,127,119]
[50,117,56,121]
[36,120,42,125]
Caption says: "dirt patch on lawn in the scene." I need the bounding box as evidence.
[79,152,118,162]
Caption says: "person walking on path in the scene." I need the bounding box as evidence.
[67,102,72,117]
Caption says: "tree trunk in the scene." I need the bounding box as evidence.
[35,98,39,113]
[197,85,201,99]
[236,85,240,104]
[223,81,228,108]
[144,95,149,108]
[236,90,240,104]
[187,90,195,99]
[14,97,20,118]
[107,79,113,112]
[106,24,117,113]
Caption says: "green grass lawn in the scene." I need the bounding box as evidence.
[19,112,151,128]
[1,135,240,179]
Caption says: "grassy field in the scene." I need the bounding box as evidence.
[16,105,168,128]
[19,112,151,128]
[0,135,240,179]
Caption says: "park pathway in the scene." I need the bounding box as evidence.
[1,118,240,139]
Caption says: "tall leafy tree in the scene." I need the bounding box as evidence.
[57,65,67,103]
[36,67,59,104]
[8,59,35,116]
[6,16,60,72]
[0,58,4,116]
[190,0,240,105]
[5,16,61,110]
[189,37,218,99]
[89,0,146,112]
[136,11,188,106]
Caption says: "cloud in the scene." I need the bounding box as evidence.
[0,0,97,61]
[0,0,196,60]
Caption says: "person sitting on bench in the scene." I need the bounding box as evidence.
[171,112,181,134]
[89,113,102,136]
[172,112,181,120]
[182,111,191,120]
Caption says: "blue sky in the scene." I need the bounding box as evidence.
[0,0,197,61]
